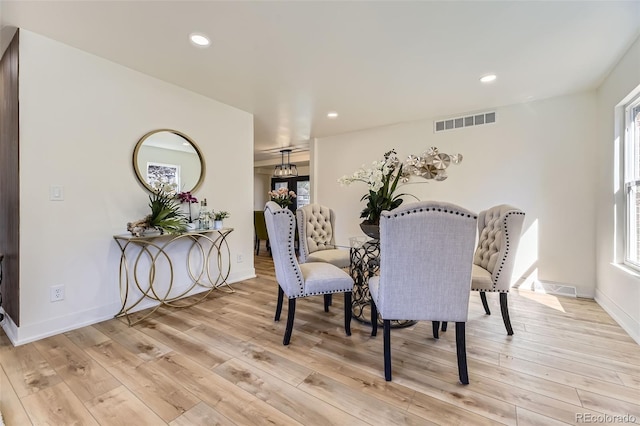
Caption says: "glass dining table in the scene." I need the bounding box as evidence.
[339,236,416,328]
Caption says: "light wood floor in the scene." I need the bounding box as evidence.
[1,249,639,425]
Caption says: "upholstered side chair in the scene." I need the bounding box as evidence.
[470,204,525,335]
[254,210,270,255]
[264,201,353,345]
[296,204,350,269]
[369,201,478,383]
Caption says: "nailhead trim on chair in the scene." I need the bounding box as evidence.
[276,208,351,299]
[304,288,352,296]
[386,206,522,294]
[274,209,305,296]
[386,206,477,220]
[491,210,525,291]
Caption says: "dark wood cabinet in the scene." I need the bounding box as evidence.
[0,31,20,325]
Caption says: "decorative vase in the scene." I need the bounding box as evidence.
[213,220,223,230]
[180,202,199,223]
[359,222,380,239]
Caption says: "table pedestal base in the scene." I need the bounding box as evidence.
[349,239,417,328]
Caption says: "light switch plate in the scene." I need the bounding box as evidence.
[49,185,64,201]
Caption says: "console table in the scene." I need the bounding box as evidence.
[113,228,233,326]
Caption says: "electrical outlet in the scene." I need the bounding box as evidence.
[50,285,65,302]
[237,254,244,263]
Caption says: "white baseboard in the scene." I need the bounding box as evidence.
[595,289,640,345]
[514,278,637,344]
[6,303,121,346]
[122,269,257,316]
[227,269,257,284]
[0,308,19,345]
[515,277,588,298]
[1,267,258,346]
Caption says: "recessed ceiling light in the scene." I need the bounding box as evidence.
[480,74,497,83]
[189,33,210,47]
[327,111,339,119]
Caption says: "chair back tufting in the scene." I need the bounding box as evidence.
[296,204,337,263]
[473,204,525,291]
[264,201,305,298]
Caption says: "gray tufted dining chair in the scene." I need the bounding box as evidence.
[297,204,350,269]
[470,204,525,335]
[264,201,353,345]
[369,201,478,383]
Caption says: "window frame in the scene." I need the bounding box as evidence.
[623,92,640,270]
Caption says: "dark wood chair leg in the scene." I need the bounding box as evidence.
[324,294,331,312]
[480,291,491,315]
[383,320,392,381]
[500,292,514,335]
[283,298,296,345]
[344,292,352,336]
[432,321,440,339]
[455,322,469,385]
[275,286,284,321]
[370,300,378,337]
[441,321,448,332]
[255,235,260,255]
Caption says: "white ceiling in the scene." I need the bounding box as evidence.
[2,1,639,163]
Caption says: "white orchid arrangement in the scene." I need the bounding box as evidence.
[338,147,463,224]
[338,150,409,225]
[338,150,409,192]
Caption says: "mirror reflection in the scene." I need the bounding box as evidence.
[133,129,205,194]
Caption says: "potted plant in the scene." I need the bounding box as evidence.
[212,211,230,229]
[338,148,462,238]
[338,150,409,238]
[268,188,296,208]
[127,189,188,236]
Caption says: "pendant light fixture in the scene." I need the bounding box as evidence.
[273,149,298,177]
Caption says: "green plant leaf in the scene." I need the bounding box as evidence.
[147,190,188,234]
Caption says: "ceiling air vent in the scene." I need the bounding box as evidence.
[434,111,496,133]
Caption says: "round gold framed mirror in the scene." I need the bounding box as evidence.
[133,129,205,194]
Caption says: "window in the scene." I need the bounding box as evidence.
[624,94,640,268]
[296,180,310,208]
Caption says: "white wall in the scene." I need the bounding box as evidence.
[254,170,272,210]
[0,2,18,58]
[0,0,3,54]
[314,91,598,297]
[8,30,255,345]
[595,35,640,343]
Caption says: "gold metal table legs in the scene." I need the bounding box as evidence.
[113,228,234,326]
